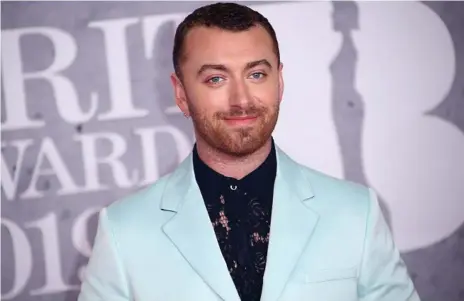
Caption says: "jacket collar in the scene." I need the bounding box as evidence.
[160,144,318,301]
[160,144,315,212]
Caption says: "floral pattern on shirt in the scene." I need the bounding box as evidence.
[206,191,272,301]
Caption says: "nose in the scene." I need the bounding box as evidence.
[229,78,252,108]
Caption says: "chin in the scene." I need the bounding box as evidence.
[222,137,269,157]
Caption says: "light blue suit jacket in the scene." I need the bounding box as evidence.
[78,146,420,301]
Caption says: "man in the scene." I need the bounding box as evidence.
[78,2,420,301]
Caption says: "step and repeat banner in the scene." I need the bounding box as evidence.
[1,1,463,301]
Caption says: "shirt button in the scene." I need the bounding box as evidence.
[230,185,238,191]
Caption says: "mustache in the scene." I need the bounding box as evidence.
[216,106,266,118]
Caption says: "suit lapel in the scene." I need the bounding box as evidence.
[161,155,240,301]
[260,148,319,301]
[159,146,319,301]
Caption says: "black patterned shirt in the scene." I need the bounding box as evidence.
[193,142,277,301]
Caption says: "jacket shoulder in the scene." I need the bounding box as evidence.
[299,164,374,214]
[103,171,174,224]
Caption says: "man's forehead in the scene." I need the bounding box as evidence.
[181,26,276,66]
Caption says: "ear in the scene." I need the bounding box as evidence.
[278,62,284,103]
[170,72,190,117]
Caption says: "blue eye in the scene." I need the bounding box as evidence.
[250,72,266,79]
[208,76,224,84]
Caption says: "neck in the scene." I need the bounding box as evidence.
[195,137,273,180]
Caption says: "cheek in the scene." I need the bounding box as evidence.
[250,82,280,105]
[188,96,221,123]
[191,86,230,111]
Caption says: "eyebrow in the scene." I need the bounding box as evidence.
[197,59,273,76]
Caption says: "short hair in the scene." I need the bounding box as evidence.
[172,2,280,77]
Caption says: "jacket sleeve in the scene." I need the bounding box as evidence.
[358,188,421,301]
[78,208,132,301]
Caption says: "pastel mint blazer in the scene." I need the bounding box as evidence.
[78,146,420,301]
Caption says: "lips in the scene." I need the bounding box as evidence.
[223,115,258,125]
[224,116,257,121]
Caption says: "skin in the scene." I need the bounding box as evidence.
[170,25,284,179]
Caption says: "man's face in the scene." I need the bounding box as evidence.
[172,25,284,157]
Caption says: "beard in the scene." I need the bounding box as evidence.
[189,102,280,157]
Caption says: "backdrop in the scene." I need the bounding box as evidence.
[1,1,464,301]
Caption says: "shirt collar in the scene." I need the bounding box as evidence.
[193,139,277,199]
